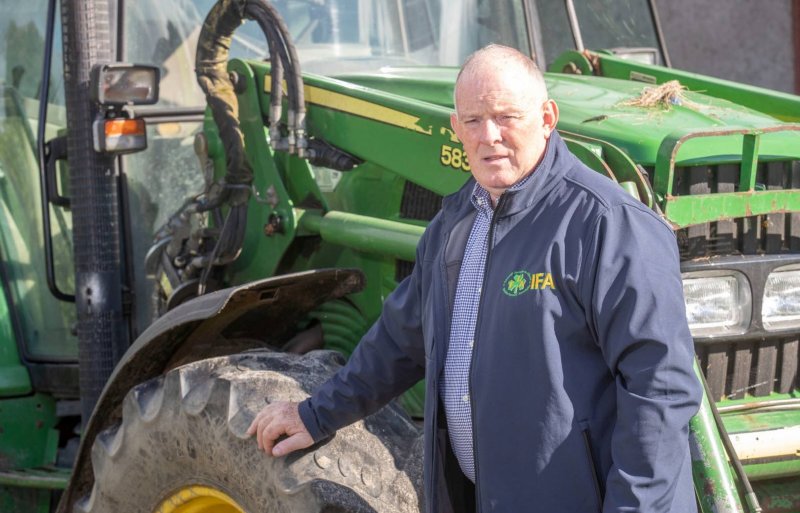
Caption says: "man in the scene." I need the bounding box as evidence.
[248,45,702,513]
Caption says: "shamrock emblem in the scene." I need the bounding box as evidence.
[503,271,531,296]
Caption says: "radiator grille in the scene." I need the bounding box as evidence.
[399,180,442,221]
[396,181,442,282]
[697,339,798,401]
[667,161,800,259]
[668,161,800,400]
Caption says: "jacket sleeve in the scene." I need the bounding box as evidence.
[297,230,429,442]
[581,203,702,512]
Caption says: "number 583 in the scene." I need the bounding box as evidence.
[440,145,471,172]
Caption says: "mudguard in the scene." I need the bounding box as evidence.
[56,268,365,513]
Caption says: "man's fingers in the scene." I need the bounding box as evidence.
[248,401,310,457]
[255,418,265,451]
[260,426,275,454]
[247,408,270,436]
[246,416,259,436]
[273,431,313,457]
[256,413,291,455]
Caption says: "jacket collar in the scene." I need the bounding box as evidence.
[440,130,570,226]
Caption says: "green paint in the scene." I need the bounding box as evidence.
[689,363,744,513]
[222,60,297,280]
[298,210,424,262]
[651,125,800,227]
[594,52,800,122]
[719,402,800,481]
[0,286,30,397]
[0,394,58,469]
[561,130,653,207]
[740,134,761,191]
[664,189,800,228]
[0,395,60,511]
[751,478,800,511]
[0,486,50,513]
[0,467,69,489]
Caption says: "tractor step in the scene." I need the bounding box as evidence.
[0,466,69,489]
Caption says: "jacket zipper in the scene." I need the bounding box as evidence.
[581,427,604,512]
[430,219,454,513]
[468,193,507,512]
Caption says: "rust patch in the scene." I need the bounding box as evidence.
[581,50,601,73]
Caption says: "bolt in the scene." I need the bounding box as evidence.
[263,213,285,236]
[314,452,331,469]
[338,457,355,477]
[229,72,247,94]
[361,467,382,497]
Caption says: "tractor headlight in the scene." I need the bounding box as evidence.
[682,271,751,337]
[91,63,160,106]
[762,266,800,331]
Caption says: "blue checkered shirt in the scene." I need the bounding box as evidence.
[441,175,531,483]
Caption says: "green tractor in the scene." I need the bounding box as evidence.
[0,0,798,511]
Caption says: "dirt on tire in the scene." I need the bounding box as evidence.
[75,350,424,513]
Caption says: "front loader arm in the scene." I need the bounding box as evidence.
[207,57,652,280]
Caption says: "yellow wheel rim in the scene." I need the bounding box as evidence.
[156,485,245,513]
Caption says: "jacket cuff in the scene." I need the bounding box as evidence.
[297,398,329,443]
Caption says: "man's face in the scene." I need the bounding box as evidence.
[450,63,558,200]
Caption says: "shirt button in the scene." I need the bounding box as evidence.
[462,394,469,403]
[477,287,482,294]
[469,340,474,348]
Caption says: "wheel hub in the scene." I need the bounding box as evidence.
[156,485,245,513]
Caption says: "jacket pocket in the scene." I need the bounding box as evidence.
[581,424,604,512]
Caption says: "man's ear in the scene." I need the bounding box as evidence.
[542,99,559,138]
[450,112,461,141]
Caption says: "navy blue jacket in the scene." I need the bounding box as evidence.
[299,131,702,513]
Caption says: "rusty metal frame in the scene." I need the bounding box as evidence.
[653,125,800,228]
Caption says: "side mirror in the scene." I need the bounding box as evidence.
[90,63,160,106]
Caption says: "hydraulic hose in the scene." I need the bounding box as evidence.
[247,7,291,148]
[194,0,310,294]
[195,0,254,195]
[244,0,307,154]
[197,0,307,160]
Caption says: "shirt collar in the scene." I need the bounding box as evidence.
[470,171,534,213]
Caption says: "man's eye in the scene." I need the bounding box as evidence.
[464,118,478,124]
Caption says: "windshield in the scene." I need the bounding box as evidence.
[531,0,663,66]
[125,0,665,109]
[125,0,530,109]
[272,0,529,74]
[573,0,663,62]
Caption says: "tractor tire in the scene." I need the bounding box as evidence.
[75,350,424,513]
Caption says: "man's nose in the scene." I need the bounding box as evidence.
[478,119,502,145]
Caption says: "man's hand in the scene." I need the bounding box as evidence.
[246,401,314,457]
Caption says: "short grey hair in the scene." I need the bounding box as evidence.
[453,44,548,115]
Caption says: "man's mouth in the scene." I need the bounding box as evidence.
[482,155,508,162]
